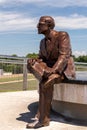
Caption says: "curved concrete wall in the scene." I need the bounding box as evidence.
[52,81,87,120]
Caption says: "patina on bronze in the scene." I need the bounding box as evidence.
[27,16,76,128]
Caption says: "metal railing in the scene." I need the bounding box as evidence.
[0,55,28,90]
[75,62,87,71]
[0,54,87,91]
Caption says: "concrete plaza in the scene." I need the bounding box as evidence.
[0,90,87,130]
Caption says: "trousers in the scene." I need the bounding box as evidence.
[27,59,64,124]
[39,81,53,124]
[37,75,63,125]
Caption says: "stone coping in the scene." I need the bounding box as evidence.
[62,79,87,85]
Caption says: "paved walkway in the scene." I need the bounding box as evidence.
[0,90,87,130]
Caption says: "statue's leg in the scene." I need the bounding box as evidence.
[44,73,64,88]
[38,80,54,125]
[26,75,64,128]
[38,74,64,122]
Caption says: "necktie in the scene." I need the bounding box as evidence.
[45,38,52,57]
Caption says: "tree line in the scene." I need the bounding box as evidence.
[73,55,87,63]
[26,53,87,63]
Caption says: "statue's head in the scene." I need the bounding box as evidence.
[37,16,55,34]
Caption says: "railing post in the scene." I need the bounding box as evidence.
[23,58,27,90]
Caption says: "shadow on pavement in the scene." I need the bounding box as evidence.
[16,101,87,127]
[16,102,38,123]
[51,109,87,127]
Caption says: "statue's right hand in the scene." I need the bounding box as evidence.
[27,58,36,66]
[27,59,36,72]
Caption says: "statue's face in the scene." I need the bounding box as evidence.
[37,18,49,34]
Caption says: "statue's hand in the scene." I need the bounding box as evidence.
[43,67,57,79]
[27,58,43,73]
[27,58,36,72]
[43,68,53,78]
[27,58,36,66]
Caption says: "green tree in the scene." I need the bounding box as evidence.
[75,55,87,63]
[26,53,38,59]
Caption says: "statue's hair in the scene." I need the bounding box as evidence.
[40,16,55,29]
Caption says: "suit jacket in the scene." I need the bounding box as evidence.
[38,30,76,79]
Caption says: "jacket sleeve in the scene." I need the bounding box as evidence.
[52,31,72,75]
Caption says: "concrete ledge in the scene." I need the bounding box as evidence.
[52,79,87,120]
[62,79,87,85]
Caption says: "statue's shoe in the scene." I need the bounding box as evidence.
[26,120,49,129]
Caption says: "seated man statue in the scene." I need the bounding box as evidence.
[27,16,76,128]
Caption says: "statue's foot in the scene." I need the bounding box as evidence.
[44,74,60,88]
[35,111,40,120]
[26,120,49,129]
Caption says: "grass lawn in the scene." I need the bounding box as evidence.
[75,65,87,71]
[0,74,38,92]
[0,74,35,82]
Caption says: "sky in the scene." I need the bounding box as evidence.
[0,0,87,57]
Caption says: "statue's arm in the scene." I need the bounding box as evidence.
[52,32,72,75]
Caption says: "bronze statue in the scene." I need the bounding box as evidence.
[27,16,76,128]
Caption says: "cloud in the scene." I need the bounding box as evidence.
[0,0,6,3]
[73,51,87,57]
[0,0,87,7]
[55,14,87,29]
[18,0,44,3]
[17,0,87,7]
[0,12,37,32]
[47,0,87,7]
[0,0,44,5]
[0,11,87,32]
[36,0,87,7]
[0,0,9,4]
